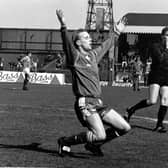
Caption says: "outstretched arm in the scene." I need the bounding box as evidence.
[93,16,127,63]
[56,9,66,27]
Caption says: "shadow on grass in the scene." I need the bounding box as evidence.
[0,142,92,159]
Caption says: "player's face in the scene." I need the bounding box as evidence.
[78,32,92,51]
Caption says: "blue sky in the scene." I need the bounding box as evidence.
[0,0,168,29]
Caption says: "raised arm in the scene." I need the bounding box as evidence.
[56,9,66,27]
[114,16,127,35]
[94,16,127,63]
[56,9,78,67]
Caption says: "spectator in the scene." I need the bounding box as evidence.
[132,56,143,91]
[144,57,152,86]
[121,53,128,72]
[0,57,4,70]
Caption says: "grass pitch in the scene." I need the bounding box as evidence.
[0,83,167,167]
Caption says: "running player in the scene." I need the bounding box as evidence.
[125,27,168,133]
[56,9,131,157]
[20,51,33,90]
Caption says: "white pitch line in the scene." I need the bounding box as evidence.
[0,103,168,124]
[133,115,168,124]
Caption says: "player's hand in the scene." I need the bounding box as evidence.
[115,16,127,34]
[56,9,66,26]
[118,16,128,26]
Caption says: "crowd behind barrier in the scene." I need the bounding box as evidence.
[0,51,151,87]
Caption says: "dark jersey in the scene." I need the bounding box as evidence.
[61,26,117,98]
[150,43,168,74]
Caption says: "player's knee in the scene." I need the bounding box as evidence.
[86,130,106,143]
[97,131,106,141]
[160,97,168,106]
[147,99,157,105]
[125,123,131,132]
[119,122,131,136]
[123,121,131,132]
[118,126,131,136]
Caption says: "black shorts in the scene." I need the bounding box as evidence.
[74,97,109,127]
[148,71,168,86]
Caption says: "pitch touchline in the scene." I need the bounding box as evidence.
[0,103,168,124]
[133,115,168,124]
